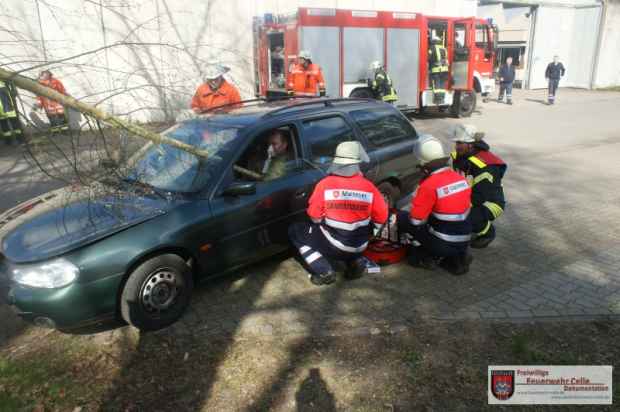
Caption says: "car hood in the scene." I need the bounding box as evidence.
[0,186,176,263]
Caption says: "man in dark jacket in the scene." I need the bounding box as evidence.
[545,55,566,105]
[451,125,507,249]
[497,57,515,105]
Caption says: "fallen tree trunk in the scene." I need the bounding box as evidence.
[0,67,262,180]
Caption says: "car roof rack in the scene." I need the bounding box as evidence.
[198,95,318,114]
[261,97,374,118]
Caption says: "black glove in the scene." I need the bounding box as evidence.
[287,90,294,96]
[319,89,326,97]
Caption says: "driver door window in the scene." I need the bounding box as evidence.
[234,125,300,183]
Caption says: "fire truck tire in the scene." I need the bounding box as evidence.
[349,88,374,99]
[378,181,401,208]
[451,90,476,118]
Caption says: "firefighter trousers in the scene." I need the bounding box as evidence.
[289,221,362,276]
[470,205,495,236]
[396,211,469,263]
[431,72,448,90]
[47,113,68,127]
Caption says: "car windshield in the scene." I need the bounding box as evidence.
[128,120,240,192]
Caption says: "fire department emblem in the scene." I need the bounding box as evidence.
[333,191,340,198]
[442,187,450,195]
[491,370,515,400]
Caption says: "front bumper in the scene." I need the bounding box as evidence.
[6,271,124,331]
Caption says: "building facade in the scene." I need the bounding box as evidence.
[0,0,476,121]
[478,0,620,89]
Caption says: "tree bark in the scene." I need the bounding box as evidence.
[0,67,262,180]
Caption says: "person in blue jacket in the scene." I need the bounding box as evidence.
[497,56,515,105]
[545,55,566,105]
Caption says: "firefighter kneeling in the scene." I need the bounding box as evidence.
[398,137,473,275]
[451,124,507,248]
[289,141,388,286]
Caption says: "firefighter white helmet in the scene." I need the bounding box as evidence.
[452,124,478,143]
[369,60,383,71]
[327,141,370,176]
[415,135,447,165]
[204,64,230,80]
[299,50,312,60]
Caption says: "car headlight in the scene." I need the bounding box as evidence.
[11,258,79,288]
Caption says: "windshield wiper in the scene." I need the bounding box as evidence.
[122,177,168,200]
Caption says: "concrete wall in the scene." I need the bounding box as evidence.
[594,0,620,88]
[0,0,476,122]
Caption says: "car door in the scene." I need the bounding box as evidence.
[201,123,308,275]
[298,112,367,167]
[348,107,420,188]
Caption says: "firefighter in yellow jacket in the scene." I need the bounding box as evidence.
[0,80,23,145]
[368,61,398,104]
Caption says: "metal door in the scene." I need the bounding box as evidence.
[452,19,474,90]
[387,28,420,108]
[343,27,384,84]
[299,26,340,97]
[528,5,602,89]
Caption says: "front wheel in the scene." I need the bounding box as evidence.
[451,90,476,118]
[120,254,194,331]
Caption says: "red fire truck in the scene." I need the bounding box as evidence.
[253,7,497,117]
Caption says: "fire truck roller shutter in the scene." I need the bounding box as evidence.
[387,28,420,108]
[299,26,340,97]
[343,28,384,87]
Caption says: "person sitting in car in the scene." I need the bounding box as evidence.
[260,129,292,181]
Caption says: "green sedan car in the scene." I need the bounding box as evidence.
[1,98,422,331]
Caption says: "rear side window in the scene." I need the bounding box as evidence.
[350,108,416,147]
[302,116,356,163]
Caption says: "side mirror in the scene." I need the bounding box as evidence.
[222,182,256,196]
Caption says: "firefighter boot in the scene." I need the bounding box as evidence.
[470,224,496,249]
[345,256,380,280]
[309,271,336,286]
[439,251,472,276]
[407,246,436,270]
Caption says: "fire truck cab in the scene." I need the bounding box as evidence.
[254,8,497,117]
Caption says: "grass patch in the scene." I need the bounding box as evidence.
[0,335,114,411]
[597,86,620,92]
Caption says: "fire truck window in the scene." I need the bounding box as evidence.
[475,25,488,49]
[350,108,416,148]
[302,116,356,164]
[455,25,466,49]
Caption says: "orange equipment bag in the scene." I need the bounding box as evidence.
[363,208,407,266]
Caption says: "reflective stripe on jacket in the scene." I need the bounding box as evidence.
[38,78,66,115]
[429,45,449,73]
[191,80,242,112]
[452,149,507,220]
[307,173,388,253]
[371,69,398,102]
[287,63,326,95]
[410,167,472,243]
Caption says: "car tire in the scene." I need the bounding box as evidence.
[378,181,401,208]
[120,254,194,331]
